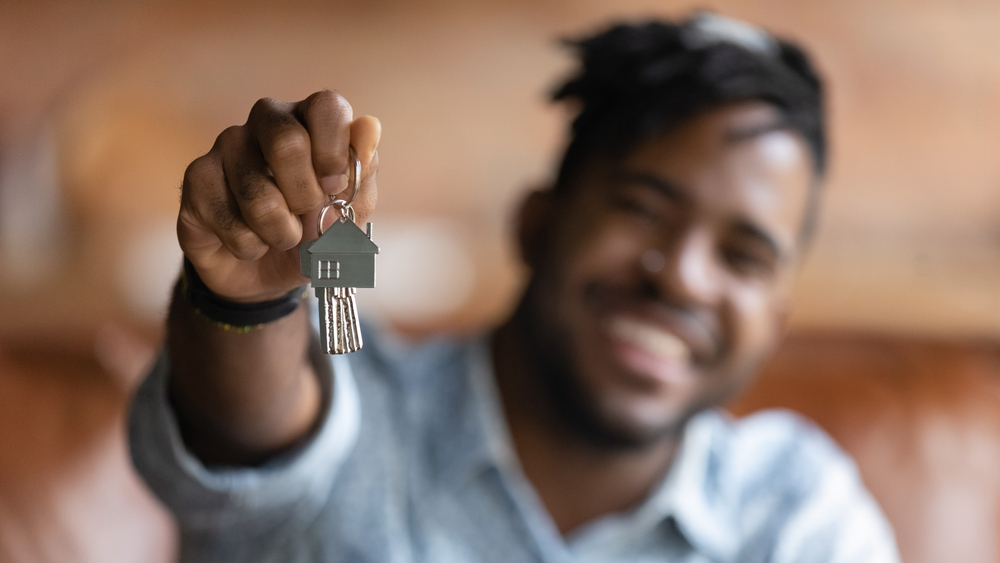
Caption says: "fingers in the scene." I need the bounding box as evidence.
[351,115,381,169]
[298,114,381,234]
[217,125,303,251]
[247,97,329,214]
[178,151,270,264]
[293,90,354,196]
[350,116,381,222]
[180,92,379,268]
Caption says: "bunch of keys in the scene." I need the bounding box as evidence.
[300,147,378,354]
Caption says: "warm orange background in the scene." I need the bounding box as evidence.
[1,1,998,562]
[1,0,999,341]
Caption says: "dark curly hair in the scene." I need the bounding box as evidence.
[551,14,826,216]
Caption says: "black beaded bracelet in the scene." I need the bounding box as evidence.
[180,258,308,333]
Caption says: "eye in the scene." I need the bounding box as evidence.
[608,185,679,225]
[720,242,777,278]
[610,193,660,222]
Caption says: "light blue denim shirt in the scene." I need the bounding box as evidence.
[130,327,900,563]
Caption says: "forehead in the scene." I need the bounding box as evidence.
[618,102,813,251]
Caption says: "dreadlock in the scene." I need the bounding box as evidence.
[552,14,826,199]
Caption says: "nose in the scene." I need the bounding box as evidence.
[645,228,722,306]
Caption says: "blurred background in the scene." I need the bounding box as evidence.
[0,0,998,561]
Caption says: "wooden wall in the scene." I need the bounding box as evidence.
[1,0,998,341]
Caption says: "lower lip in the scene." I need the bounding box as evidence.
[604,334,694,387]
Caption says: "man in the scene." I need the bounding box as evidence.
[130,13,900,562]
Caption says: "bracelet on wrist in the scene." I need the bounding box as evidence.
[179,258,308,333]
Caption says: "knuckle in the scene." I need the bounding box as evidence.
[243,197,286,229]
[245,199,299,250]
[307,89,351,118]
[181,156,212,194]
[286,184,325,215]
[234,165,270,202]
[249,97,281,120]
[228,228,267,260]
[252,97,298,131]
[181,157,205,195]
[266,129,310,165]
[205,195,240,232]
[214,125,246,152]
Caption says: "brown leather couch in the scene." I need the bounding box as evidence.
[731,333,1000,563]
[1,331,998,562]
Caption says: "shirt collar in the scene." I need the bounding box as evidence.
[640,410,740,561]
[433,335,740,561]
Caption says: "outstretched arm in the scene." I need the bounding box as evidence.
[166,91,380,466]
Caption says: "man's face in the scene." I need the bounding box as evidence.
[520,102,814,447]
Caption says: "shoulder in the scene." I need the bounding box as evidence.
[697,408,864,510]
[717,408,849,483]
[695,409,900,562]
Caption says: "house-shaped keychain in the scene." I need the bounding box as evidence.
[300,219,378,289]
[299,149,376,354]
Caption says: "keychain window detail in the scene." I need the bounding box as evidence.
[318,261,340,280]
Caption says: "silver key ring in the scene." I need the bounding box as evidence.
[316,146,361,236]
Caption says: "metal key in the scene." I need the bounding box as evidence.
[319,287,363,354]
[300,148,378,354]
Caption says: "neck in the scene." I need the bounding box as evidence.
[491,312,682,536]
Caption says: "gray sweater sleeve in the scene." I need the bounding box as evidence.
[128,351,360,537]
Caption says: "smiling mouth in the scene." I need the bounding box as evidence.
[608,316,691,364]
[582,281,722,367]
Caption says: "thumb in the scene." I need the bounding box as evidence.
[349,116,380,224]
[351,115,381,168]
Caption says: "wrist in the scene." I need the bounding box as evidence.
[180,258,308,333]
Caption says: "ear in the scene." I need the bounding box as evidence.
[515,187,556,267]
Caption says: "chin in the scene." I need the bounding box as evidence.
[567,344,700,448]
[578,386,698,448]
[520,284,706,449]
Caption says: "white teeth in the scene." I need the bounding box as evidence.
[609,317,690,361]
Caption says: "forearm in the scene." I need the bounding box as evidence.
[157,91,377,467]
[166,280,324,466]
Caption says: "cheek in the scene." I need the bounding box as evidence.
[725,281,785,363]
[559,220,649,285]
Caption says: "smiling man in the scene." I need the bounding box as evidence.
[130,14,900,562]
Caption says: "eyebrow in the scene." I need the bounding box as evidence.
[617,170,690,205]
[725,118,789,144]
[618,167,790,262]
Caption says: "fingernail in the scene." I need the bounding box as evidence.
[319,174,348,195]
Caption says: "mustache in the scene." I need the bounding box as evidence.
[582,280,726,365]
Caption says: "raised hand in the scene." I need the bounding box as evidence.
[177,90,380,303]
